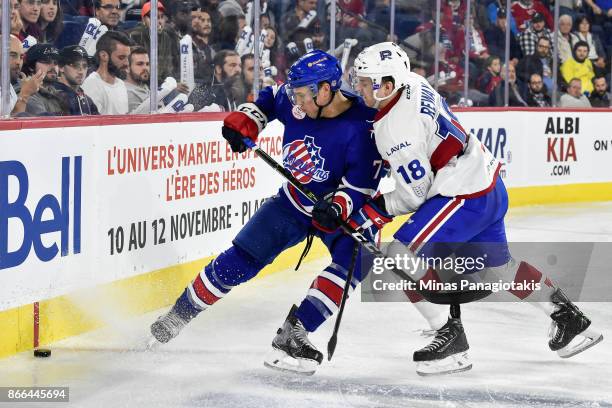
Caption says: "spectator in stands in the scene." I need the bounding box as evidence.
[334,0,380,48]
[524,73,552,106]
[18,0,43,41]
[280,0,322,45]
[125,46,150,112]
[234,52,256,104]
[452,15,490,70]
[518,12,552,56]
[561,41,595,95]
[557,14,574,63]
[511,0,553,31]
[21,43,65,115]
[191,8,215,85]
[571,15,607,75]
[559,77,591,107]
[441,0,465,31]
[38,0,63,44]
[477,55,502,95]
[583,0,612,35]
[486,0,518,36]
[82,31,131,114]
[484,8,522,63]
[516,36,553,89]
[589,76,611,107]
[128,1,181,82]
[489,63,528,106]
[95,0,122,30]
[188,49,241,111]
[60,0,93,16]
[53,45,99,115]
[263,25,286,81]
[8,34,46,115]
[9,35,25,90]
[217,0,244,22]
[170,0,198,37]
[559,0,583,20]
[11,0,24,36]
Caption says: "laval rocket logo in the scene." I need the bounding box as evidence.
[283,136,330,183]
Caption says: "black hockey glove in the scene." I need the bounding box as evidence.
[311,191,351,233]
[222,125,249,153]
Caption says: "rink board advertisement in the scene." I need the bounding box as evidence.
[454,110,612,187]
[0,119,284,311]
[1,109,612,313]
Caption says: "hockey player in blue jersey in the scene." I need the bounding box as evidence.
[150,50,383,375]
[338,42,603,375]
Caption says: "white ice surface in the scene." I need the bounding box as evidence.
[2,202,612,408]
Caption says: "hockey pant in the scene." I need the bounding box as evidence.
[175,193,367,332]
[387,177,557,329]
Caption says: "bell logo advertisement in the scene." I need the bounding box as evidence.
[545,117,578,177]
[0,157,82,270]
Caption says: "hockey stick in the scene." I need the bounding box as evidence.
[242,138,490,305]
[327,241,360,361]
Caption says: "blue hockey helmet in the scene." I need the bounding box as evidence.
[286,49,342,105]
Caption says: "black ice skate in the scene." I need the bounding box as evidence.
[549,288,603,358]
[264,305,324,376]
[413,306,472,376]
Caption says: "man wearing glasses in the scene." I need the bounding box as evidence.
[53,45,100,115]
[95,0,121,30]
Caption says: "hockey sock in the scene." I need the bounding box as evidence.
[181,245,265,314]
[486,259,557,315]
[184,261,231,313]
[413,300,449,331]
[295,264,357,332]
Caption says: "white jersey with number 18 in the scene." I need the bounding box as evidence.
[374,72,502,216]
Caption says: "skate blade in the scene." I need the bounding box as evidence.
[263,347,319,376]
[145,335,161,351]
[557,328,604,358]
[416,352,472,376]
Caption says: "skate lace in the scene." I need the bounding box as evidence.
[548,305,568,343]
[164,312,188,334]
[292,320,313,348]
[414,328,437,338]
[422,327,452,351]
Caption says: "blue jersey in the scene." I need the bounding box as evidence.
[255,84,382,216]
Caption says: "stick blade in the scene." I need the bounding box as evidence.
[327,334,338,361]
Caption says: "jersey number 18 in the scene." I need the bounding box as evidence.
[397,159,425,184]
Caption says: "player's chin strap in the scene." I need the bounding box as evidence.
[373,86,404,109]
[313,89,336,119]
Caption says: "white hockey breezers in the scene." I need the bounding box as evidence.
[556,327,603,358]
[263,347,320,376]
[415,352,472,376]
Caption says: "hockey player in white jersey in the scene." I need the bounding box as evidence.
[340,42,603,376]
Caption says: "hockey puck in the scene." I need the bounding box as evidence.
[33,348,51,358]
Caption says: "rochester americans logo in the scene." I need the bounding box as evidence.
[283,136,330,183]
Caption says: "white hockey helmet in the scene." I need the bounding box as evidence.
[352,42,411,102]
